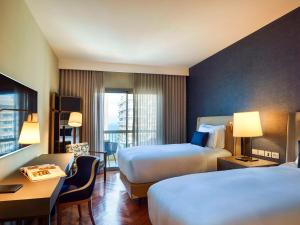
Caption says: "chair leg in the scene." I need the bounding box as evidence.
[113,154,117,164]
[88,199,96,225]
[104,154,107,183]
[106,155,110,167]
[57,205,62,225]
[78,204,82,218]
[104,165,107,182]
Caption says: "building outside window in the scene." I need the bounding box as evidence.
[0,94,19,156]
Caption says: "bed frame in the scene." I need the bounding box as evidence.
[120,115,236,199]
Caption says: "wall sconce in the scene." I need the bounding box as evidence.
[0,108,40,145]
[19,113,40,144]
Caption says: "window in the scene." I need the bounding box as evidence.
[104,89,133,168]
[0,94,19,156]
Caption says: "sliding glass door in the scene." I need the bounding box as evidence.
[104,89,133,168]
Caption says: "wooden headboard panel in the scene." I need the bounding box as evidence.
[196,116,235,155]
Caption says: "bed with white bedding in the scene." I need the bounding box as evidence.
[148,164,300,225]
[118,116,235,199]
[118,143,231,183]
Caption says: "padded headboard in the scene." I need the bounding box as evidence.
[196,116,236,155]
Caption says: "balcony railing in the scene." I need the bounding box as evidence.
[104,130,133,149]
[104,129,158,150]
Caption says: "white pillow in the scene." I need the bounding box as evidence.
[198,124,225,148]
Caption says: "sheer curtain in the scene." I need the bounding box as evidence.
[59,69,104,151]
[133,73,186,145]
[133,74,163,145]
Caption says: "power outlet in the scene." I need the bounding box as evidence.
[252,149,258,155]
[272,152,280,159]
[258,150,265,156]
[265,151,272,158]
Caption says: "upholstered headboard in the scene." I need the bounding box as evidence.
[196,116,237,155]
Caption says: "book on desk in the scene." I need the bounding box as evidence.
[20,164,66,182]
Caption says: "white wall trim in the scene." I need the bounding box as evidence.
[59,58,189,76]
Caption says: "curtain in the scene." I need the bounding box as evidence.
[163,75,186,144]
[133,74,163,145]
[59,69,104,151]
[133,73,186,145]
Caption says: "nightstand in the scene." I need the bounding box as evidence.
[217,156,279,171]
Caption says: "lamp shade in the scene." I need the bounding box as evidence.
[233,111,263,137]
[19,121,40,144]
[68,112,82,127]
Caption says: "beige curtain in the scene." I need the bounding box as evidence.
[133,73,186,145]
[59,69,104,151]
[133,74,164,145]
[163,75,186,144]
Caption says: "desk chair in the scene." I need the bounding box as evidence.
[57,156,99,225]
[66,142,107,181]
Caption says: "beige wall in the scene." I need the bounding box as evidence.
[0,0,58,179]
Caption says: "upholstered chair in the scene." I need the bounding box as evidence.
[104,141,118,165]
[66,142,107,181]
[57,156,99,225]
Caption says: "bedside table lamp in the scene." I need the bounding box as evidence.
[68,112,82,144]
[233,111,263,160]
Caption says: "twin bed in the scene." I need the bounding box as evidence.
[118,116,235,199]
[148,164,300,225]
[118,113,300,225]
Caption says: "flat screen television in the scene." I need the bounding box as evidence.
[0,72,37,158]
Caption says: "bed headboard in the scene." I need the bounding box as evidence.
[196,116,236,155]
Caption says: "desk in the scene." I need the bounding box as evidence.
[0,153,74,224]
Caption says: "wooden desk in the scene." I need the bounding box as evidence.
[0,153,74,224]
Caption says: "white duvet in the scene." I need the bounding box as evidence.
[118,143,231,183]
[148,165,300,225]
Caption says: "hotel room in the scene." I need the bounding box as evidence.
[0,0,300,225]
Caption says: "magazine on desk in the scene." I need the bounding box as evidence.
[20,164,66,182]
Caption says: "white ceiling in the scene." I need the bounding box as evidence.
[25,0,299,69]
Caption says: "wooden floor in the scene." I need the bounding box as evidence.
[52,171,151,225]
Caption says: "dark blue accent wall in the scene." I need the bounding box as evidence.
[187,8,300,162]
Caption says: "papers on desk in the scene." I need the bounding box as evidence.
[20,164,66,182]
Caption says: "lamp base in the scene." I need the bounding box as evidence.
[235,156,259,162]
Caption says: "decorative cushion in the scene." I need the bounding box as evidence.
[191,131,209,147]
[66,142,90,157]
[66,142,90,171]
